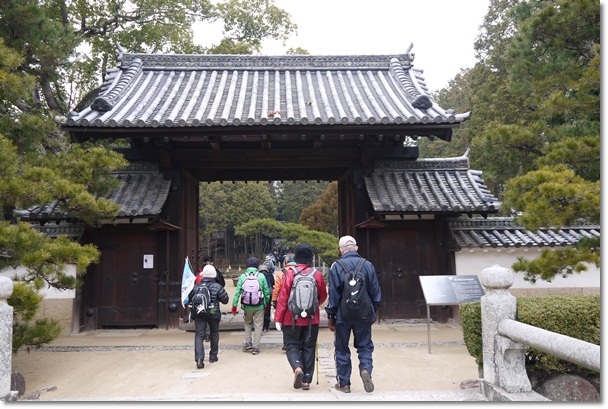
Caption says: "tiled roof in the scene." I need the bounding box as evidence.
[13,163,171,222]
[31,221,86,239]
[364,151,500,214]
[62,46,469,134]
[448,217,600,249]
[106,162,172,218]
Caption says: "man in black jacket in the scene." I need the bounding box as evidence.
[325,235,381,394]
[203,256,226,287]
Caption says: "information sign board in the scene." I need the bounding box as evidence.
[419,275,485,305]
[419,275,485,353]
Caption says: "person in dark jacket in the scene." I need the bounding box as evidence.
[196,256,226,341]
[188,265,229,368]
[259,263,275,332]
[197,256,226,288]
[325,235,381,394]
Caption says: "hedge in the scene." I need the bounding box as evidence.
[460,295,600,375]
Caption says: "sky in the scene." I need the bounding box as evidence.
[194,0,491,93]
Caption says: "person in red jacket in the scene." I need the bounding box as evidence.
[274,243,327,391]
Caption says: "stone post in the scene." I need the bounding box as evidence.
[0,276,14,399]
[479,264,517,385]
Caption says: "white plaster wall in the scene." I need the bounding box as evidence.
[455,247,600,289]
[0,265,76,299]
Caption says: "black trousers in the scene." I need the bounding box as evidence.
[282,323,319,384]
[194,318,220,362]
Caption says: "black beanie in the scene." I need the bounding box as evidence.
[246,257,259,268]
[294,243,314,264]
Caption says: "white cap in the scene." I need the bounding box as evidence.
[339,235,357,247]
[202,264,217,279]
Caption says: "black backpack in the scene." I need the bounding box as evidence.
[336,258,372,321]
[189,282,212,320]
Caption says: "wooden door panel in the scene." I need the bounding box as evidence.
[96,233,158,327]
[375,224,438,320]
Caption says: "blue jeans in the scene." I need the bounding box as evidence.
[333,321,374,387]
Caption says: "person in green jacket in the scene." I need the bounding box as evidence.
[232,257,270,355]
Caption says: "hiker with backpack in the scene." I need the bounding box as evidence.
[272,253,296,351]
[188,265,230,369]
[196,255,226,342]
[258,262,275,332]
[274,243,327,391]
[231,257,270,355]
[325,235,381,394]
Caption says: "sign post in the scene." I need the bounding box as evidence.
[419,275,485,354]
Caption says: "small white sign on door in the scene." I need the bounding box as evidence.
[143,255,154,269]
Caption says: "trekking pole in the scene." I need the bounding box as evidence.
[316,339,319,385]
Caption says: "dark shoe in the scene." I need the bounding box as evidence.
[196,359,204,369]
[242,344,253,352]
[293,368,304,389]
[203,337,210,342]
[360,369,374,393]
[302,383,310,390]
[282,345,287,351]
[251,348,260,355]
[209,356,218,363]
[334,383,351,393]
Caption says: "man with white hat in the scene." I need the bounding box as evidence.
[325,235,381,394]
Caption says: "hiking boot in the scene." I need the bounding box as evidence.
[334,383,351,393]
[242,344,253,352]
[196,359,204,369]
[251,348,260,355]
[293,368,304,389]
[302,383,310,390]
[360,369,374,393]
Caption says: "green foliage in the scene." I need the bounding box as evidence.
[439,0,601,282]
[275,181,329,223]
[503,165,599,230]
[214,0,297,53]
[234,217,283,256]
[279,222,338,265]
[299,181,338,235]
[512,239,600,284]
[460,295,600,375]
[0,9,126,348]
[517,296,600,373]
[9,282,62,352]
[0,221,100,286]
[235,217,283,238]
[199,182,230,257]
[226,182,277,227]
[460,302,483,367]
[286,47,309,55]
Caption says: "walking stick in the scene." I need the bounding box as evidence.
[316,338,319,385]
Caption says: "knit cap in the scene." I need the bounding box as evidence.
[294,243,314,264]
[202,264,216,279]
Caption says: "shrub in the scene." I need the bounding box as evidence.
[460,295,600,375]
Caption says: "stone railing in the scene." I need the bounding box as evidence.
[478,265,600,401]
[0,276,15,401]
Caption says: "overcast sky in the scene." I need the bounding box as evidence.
[195,0,491,93]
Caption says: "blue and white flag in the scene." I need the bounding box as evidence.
[180,257,196,307]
